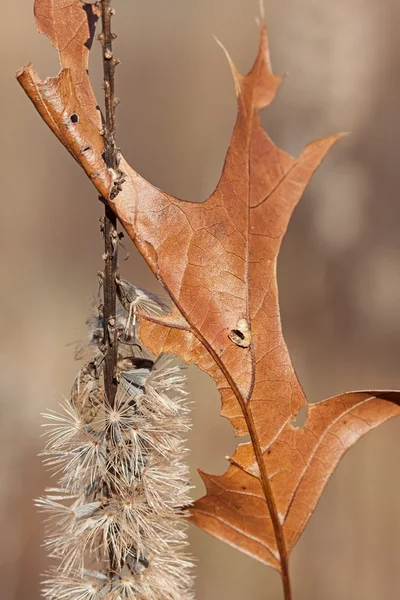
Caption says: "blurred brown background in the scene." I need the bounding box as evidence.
[2,0,400,598]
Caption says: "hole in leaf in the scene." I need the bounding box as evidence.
[83,146,91,153]
[70,113,79,124]
[293,404,308,429]
[228,319,252,348]
[231,328,244,340]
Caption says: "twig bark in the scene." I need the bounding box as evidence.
[98,0,120,574]
[98,0,119,410]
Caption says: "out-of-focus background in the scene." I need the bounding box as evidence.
[2,0,400,598]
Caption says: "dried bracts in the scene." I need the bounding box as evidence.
[38,280,194,600]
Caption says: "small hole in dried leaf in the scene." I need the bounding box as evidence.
[293,405,308,429]
[231,329,244,340]
[70,113,79,124]
[228,318,252,348]
[83,146,91,153]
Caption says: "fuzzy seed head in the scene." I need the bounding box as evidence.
[39,281,194,599]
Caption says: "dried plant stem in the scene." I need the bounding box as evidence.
[102,205,118,409]
[191,329,292,599]
[246,412,292,600]
[99,0,119,576]
[99,0,119,409]
[100,0,118,171]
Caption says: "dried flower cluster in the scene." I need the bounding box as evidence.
[37,279,194,599]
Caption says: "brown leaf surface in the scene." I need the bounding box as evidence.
[192,391,400,566]
[116,32,400,572]
[16,1,109,189]
[17,65,111,196]
[17,4,400,588]
[35,0,101,125]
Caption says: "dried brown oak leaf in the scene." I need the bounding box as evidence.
[17,0,111,197]
[17,0,400,584]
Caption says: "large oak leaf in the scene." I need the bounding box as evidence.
[17,3,400,585]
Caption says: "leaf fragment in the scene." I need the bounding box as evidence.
[191,391,400,567]
[35,0,101,126]
[16,65,111,196]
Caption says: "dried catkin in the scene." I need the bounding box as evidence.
[37,280,194,600]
